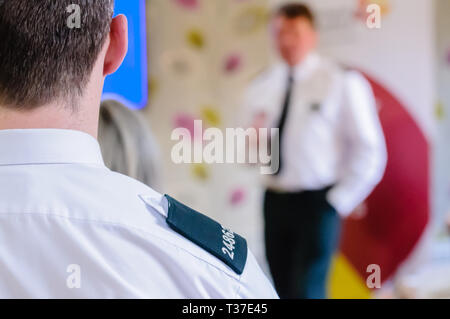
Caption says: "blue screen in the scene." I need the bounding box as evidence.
[102,0,148,110]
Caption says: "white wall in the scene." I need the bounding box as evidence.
[434,0,450,230]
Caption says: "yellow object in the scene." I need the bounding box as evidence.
[191,163,209,181]
[435,101,445,120]
[234,6,269,35]
[328,253,372,299]
[372,0,391,16]
[187,29,205,49]
[201,107,222,127]
[148,77,158,100]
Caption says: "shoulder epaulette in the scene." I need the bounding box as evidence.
[164,195,248,275]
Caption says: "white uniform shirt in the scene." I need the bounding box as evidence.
[0,129,278,299]
[244,53,387,217]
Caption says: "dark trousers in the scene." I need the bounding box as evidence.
[263,187,341,299]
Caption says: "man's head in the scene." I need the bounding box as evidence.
[272,3,317,67]
[0,0,127,111]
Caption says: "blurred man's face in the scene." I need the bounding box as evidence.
[273,16,317,66]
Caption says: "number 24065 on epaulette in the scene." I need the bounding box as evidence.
[221,226,236,260]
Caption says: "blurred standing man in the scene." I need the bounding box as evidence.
[244,3,387,299]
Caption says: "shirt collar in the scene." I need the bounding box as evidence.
[0,129,105,166]
[280,52,321,82]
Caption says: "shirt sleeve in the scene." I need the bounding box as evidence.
[326,71,387,217]
[236,249,279,299]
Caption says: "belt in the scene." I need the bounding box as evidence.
[266,184,335,196]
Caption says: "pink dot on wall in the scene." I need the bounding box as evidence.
[224,54,243,73]
[230,188,246,206]
[175,0,199,10]
[173,113,196,139]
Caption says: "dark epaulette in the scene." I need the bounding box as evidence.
[164,195,248,275]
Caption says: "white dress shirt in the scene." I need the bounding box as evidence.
[0,129,278,299]
[244,53,387,217]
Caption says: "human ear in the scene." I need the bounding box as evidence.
[103,14,128,76]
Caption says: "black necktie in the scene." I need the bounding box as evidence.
[274,71,294,176]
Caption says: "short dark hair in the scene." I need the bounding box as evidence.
[276,3,315,27]
[0,0,115,109]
